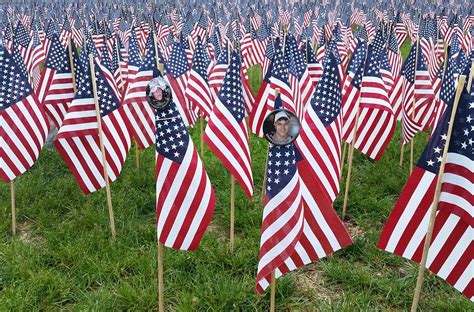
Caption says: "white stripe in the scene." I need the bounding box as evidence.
[157,143,193,235]
[385,171,436,252]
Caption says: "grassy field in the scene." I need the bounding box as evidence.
[1,41,473,310]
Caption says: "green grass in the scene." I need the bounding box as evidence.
[1,40,472,310]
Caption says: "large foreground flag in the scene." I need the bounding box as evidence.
[204,51,253,198]
[155,101,216,251]
[256,94,352,293]
[377,85,473,300]
[0,46,49,182]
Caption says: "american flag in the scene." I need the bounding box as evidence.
[29,28,46,91]
[44,19,59,60]
[155,99,215,251]
[395,14,408,49]
[256,142,304,293]
[296,51,343,203]
[286,35,314,120]
[55,57,132,194]
[123,32,161,150]
[377,85,473,301]
[257,127,352,293]
[249,40,295,137]
[203,51,253,198]
[208,43,229,93]
[305,41,323,88]
[185,38,213,119]
[165,42,196,127]
[0,46,49,183]
[353,34,396,160]
[36,34,75,129]
[341,41,366,142]
[401,43,436,144]
[429,54,461,135]
[60,15,73,48]
[125,28,142,89]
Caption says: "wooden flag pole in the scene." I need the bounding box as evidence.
[399,142,405,167]
[261,147,269,205]
[467,61,474,91]
[67,38,77,93]
[157,240,164,312]
[410,75,466,312]
[410,39,420,174]
[89,55,116,240]
[200,114,205,157]
[230,175,235,252]
[342,106,360,219]
[270,271,276,312]
[11,181,16,235]
[341,141,348,173]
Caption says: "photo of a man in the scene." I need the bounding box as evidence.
[263,109,300,146]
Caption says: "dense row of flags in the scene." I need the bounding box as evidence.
[0,0,472,302]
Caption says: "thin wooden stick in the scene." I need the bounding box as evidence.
[67,38,77,93]
[270,271,276,312]
[467,61,474,91]
[261,147,269,205]
[341,141,348,173]
[135,143,140,169]
[410,39,420,174]
[399,142,405,167]
[200,114,204,157]
[11,180,16,235]
[230,175,235,252]
[342,106,360,219]
[410,75,466,312]
[157,241,164,312]
[89,55,116,240]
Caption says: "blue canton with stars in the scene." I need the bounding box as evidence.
[401,43,416,84]
[310,52,342,126]
[74,59,120,117]
[265,144,302,198]
[417,96,453,173]
[155,102,190,164]
[440,57,459,104]
[347,42,367,80]
[218,51,245,123]
[45,35,70,73]
[128,29,142,67]
[0,46,33,111]
[165,42,190,78]
[448,88,473,160]
[191,38,211,82]
[270,40,289,84]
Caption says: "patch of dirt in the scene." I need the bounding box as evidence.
[294,264,343,304]
[343,217,365,238]
[16,220,42,244]
[206,220,228,242]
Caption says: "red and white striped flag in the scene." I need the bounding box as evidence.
[353,39,396,160]
[204,51,253,198]
[55,58,132,194]
[123,33,161,150]
[296,52,342,202]
[257,141,352,293]
[0,46,49,182]
[155,100,215,250]
[36,34,75,128]
[378,88,473,301]
[185,38,214,119]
